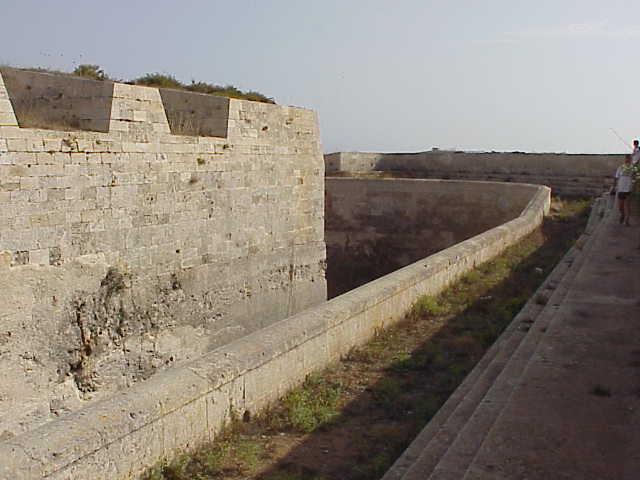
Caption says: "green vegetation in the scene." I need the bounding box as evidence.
[132,72,183,89]
[143,424,267,480]
[72,64,108,81]
[141,197,591,480]
[4,63,275,104]
[132,72,275,103]
[409,295,447,318]
[263,374,343,433]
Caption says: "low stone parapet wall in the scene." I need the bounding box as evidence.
[0,182,550,480]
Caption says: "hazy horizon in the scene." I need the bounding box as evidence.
[2,0,638,155]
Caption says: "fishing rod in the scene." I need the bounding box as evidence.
[610,128,630,149]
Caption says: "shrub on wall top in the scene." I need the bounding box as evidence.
[6,64,275,104]
[73,64,109,81]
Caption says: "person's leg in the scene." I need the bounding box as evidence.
[618,195,625,223]
[624,196,632,225]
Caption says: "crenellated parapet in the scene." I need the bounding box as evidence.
[0,68,326,439]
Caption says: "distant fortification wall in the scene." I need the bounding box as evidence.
[325,151,620,196]
[0,68,326,437]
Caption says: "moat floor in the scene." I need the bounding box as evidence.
[402,201,640,480]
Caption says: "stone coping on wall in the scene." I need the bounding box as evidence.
[0,181,550,480]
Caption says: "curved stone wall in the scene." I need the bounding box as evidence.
[325,178,541,296]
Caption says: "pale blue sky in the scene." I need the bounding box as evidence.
[2,0,639,154]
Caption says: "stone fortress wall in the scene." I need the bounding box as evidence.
[0,68,604,480]
[0,68,326,438]
[326,150,621,196]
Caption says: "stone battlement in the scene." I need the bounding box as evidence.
[0,69,326,439]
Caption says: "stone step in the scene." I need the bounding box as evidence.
[382,197,607,480]
[426,198,606,480]
[456,198,609,480]
[424,260,581,480]
[380,301,531,480]
[460,200,639,480]
[382,245,573,480]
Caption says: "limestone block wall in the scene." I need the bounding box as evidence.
[0,181,550,480]
[325,178,539,296]
[325,151,621,196]
[0,69,326,438]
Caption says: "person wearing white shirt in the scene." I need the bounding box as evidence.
[614,155,638,226]
[632,139,640,165]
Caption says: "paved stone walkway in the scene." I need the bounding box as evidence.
[384,198,640,480]
[464,202,640,479]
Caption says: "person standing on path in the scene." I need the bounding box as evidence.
[613,155,638,226]
[633,139,640,165]
[632,140,640,217]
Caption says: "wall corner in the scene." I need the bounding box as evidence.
[0,71,19,127]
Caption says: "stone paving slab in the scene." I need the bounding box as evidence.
[463,204,640,479]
